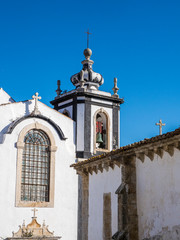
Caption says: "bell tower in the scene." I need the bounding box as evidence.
[50,48,124,159]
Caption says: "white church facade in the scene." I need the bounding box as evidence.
[0,47,123,240]
[0,88,78,240]
[1,46,180,240]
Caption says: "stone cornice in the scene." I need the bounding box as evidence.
[50,90,124,106]
[71,128,180,175]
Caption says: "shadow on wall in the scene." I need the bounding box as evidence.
[0,123,12,143]
[0,101,32,144]
[23,101,32,115]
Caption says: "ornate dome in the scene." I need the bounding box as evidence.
[70,48,104,90]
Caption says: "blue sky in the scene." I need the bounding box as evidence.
[0,0,180,146]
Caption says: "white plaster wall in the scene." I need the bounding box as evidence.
[91,105,113,153]
[76,103,84,151]
[0,100,78,240]
[88,165,122,240]
[0,88,15,104]
[136,149,180,239]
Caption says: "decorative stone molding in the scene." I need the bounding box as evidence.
[9,209,61,240]
[16,122,57,208]
[16,141,24,149]
[7,114,67,140]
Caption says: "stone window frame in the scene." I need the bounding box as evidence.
[103,192,112,239]
[93,108,110,154]
[15,122,57,208]
[116,183,128,231]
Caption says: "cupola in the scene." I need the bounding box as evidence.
[70,48,104,90]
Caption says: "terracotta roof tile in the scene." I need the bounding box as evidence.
[71,127,180,167]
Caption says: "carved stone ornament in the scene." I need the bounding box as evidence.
[10,209,61,240]
[31,92,41,116]
[112,78,119,97]
[55,80,62,98]
[70,48,104,90]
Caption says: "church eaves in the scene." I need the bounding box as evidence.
[71,127,180,174]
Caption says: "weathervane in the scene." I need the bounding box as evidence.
[85,29,92,48]
[156,119,165,135]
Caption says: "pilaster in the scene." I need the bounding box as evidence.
[81,173,89,240]
[123,158,138,240]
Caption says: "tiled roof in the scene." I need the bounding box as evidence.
[71,127,180,167]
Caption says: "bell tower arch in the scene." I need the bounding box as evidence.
[93,108,110,153]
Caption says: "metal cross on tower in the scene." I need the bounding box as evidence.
[32,208,38,218]
[32,92,41,115]
[85,29,92,48]
[156,119,165,135]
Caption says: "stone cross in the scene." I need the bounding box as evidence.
[156,119,165,135]
[32,92,41,115]
[32,208,38,218]
[85,29,92,48]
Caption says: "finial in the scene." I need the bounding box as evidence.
[112,78,119,97]
[56,80,62,97]
[85,29,92,49]
[83,48,92,60]
[31,92,41,115]
[70,31,104,90]
[155,119,165,135]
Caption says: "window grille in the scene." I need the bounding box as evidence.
[21,129,50,202]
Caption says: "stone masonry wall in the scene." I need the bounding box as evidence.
[143,225,180,240]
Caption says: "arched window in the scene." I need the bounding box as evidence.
[96,113,106,149]
[21,129,50,202]
[16,122,57,207]
[63,109,70,118]
[94,109,110,152]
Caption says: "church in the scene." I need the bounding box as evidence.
[1,46,180,240]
